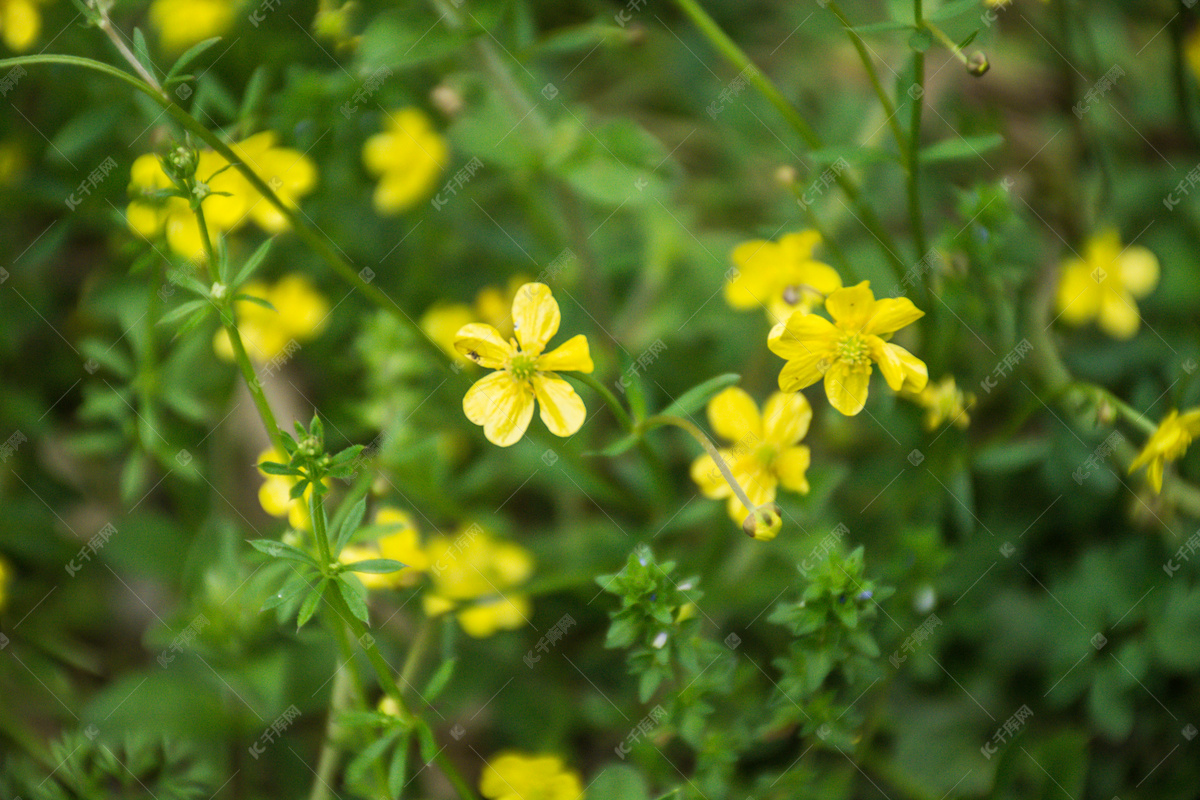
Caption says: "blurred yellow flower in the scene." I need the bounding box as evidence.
[1129,409,1200,494]
[149,0,238,54]
[422,275,530,363]
[0,140,25,185]
[422,525,533,638]
[1055,228,1159,340]
[127,134,317,260]
[0,554,10,613]
[904,375,973,431]
[257,447,313,530]
[363,107,448,214]
[0,0,39,51]
[455,283,593,447]
[338,507,429,589]
[480,752,584,800]
[213,274,330,363]
[725,230,842,324]
[768,281,927,416]
[690,387,812,524]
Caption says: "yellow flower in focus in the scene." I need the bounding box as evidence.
[149,0,238,54]
[480,752,584,800]
[213,274,330,363]
[0,0,40,51]
[725,231,842,324]
[1055,229,1159,340]
[454,283,593,447]
[0,554,10,613]
[257,448,315,530]
[690,388,812,523]
[422,525,533,638]
[363,107,448,214]
[768,281,928,416]
[338,507,430,589]
[904,376,973,431]
[1129,409,1200,494]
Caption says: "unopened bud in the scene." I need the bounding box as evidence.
[967,51,989,77]
[743,504,782,542]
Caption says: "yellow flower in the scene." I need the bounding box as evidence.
[0,139,25,185]
[1129,409,1200,494]
[480,752,584,800]
[363,107,448,214]
[230,132,318,233]
[213,274,330,363]
[1055,228,1159,340]
[149,0,238,54]
[690,388,812,524]
[422,302,476,363]
[338,507,430,589]
[257,448,317,530]
[768,280,928,416]
[422,276,532,364]
[454,283,593,447]
[422,525,533,638]
[725,231,843,324]
[904,376,973,431]
[0,554,10,613]
[0,0,40,51]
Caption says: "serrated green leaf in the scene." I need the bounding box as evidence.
[248,538,318,566]
[258,460,297,476]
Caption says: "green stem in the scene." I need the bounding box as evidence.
[570,371,633,430]
[644,413,755,512]
[667,0,906,276]
[308,661,355,800]
[824,0,905,152]
[925,21,970,69]
[399,615,433,693]
[907,1,928,264]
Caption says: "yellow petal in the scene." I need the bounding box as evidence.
[1055,259,1101,325]
[3,0,39,51]
[864,296,924,336]
[1119,246,1159,298]
[762,392,812,445]
[824,281,876,331]
[774,445,811,494]
[454,323,514,369]
[423,593,456,617]
[258,479,292,518]
[536,334,593,373]
[272,274,331,338]
[458,595,529,638]
[492,542,534,586]
[707,387,761,444]
[532,374,587,437]
[1097,290,1140,340]
[778,230,822,260]
[463,371,535,447]
[797,259,843,296]
[767,315,837,360]
[511,283,560,356]
[824,362,871,416]
[164,211,206,260]
[690,452,733,499]
[422,303,476,361]
[893,344,929,393]
[870,337,907,391]
[725,240,779,310]
[1147,456,1165,494]
[777,352,828,393]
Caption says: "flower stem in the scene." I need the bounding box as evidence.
[824,0,905,153]
[644,413,756,512]
[907,1,929,264]
[570,371,633,431]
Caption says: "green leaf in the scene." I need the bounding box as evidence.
[234,293,276,312]
[80,339,134,379]
[338,576,370,623]
[257,460,297,476]
[347,728,401,785]
[165,37,222,83]
[850,20,913,34]
[131,28,157,81]
[359,8,466,72]
[423,658,457,701]
[928,0,982,22]
[920,133,1005,164]
[344,558,406,574]
[262,571,316,611]
[159,299,210,326]
[416,721,438,765]
[585,432,641,457]
[120,453,150,505]
[388,732,411,799]
[297,579,327,628]
[659,373,741,418]
[247,538,319,566]
[588,765,651,800]
[335,497,367,553]
[233,237,274,287]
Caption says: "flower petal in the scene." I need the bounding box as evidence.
[457,595,529,638]
[864,295,924,336]
[891,343,929,393]
[777,352,828,392]
[725,240,780,310]
[1097,290,1140,340]
[707,387,762,444]
[1055,259,1101,325]
[824,362,871,416]
[690,453,732,499]
[870,337,906,391]
[767,314,837,360]
[762,392,812,445]
[824,281,876,330]
[536,334,593,373]
[511,282,560,356]
[532,374,587,437]
[463,371,535,447]
[1119,246,1160,298]
[454,323,514,369]
[774,445,812,494]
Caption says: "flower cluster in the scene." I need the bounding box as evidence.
[423,525,534,638]
[363,107,448,215]
[455,283,593,446]
[127,132,317,260]
[213,274,330,364]
[904,375,973,431]
[480,752,584,800]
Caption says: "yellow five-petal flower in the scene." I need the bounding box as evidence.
[1129,409,1200,493]
[768,280,928,416]
[455,283,593,447]
[1055,228,1159,340]
[725,230,843,324]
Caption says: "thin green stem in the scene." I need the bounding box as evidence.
[310,487,334,569]
[644,413,755,512]
[925,21,970,69]
[824,0,905,153]
[907,1,928,264]
[667,0,907,276]
[399,615,434,693]
[570,371,633,430]
[308,661,354,800]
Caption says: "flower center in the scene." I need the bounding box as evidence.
[756,442,778,465]
[835,332,871,370]
[509,352,537,381]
